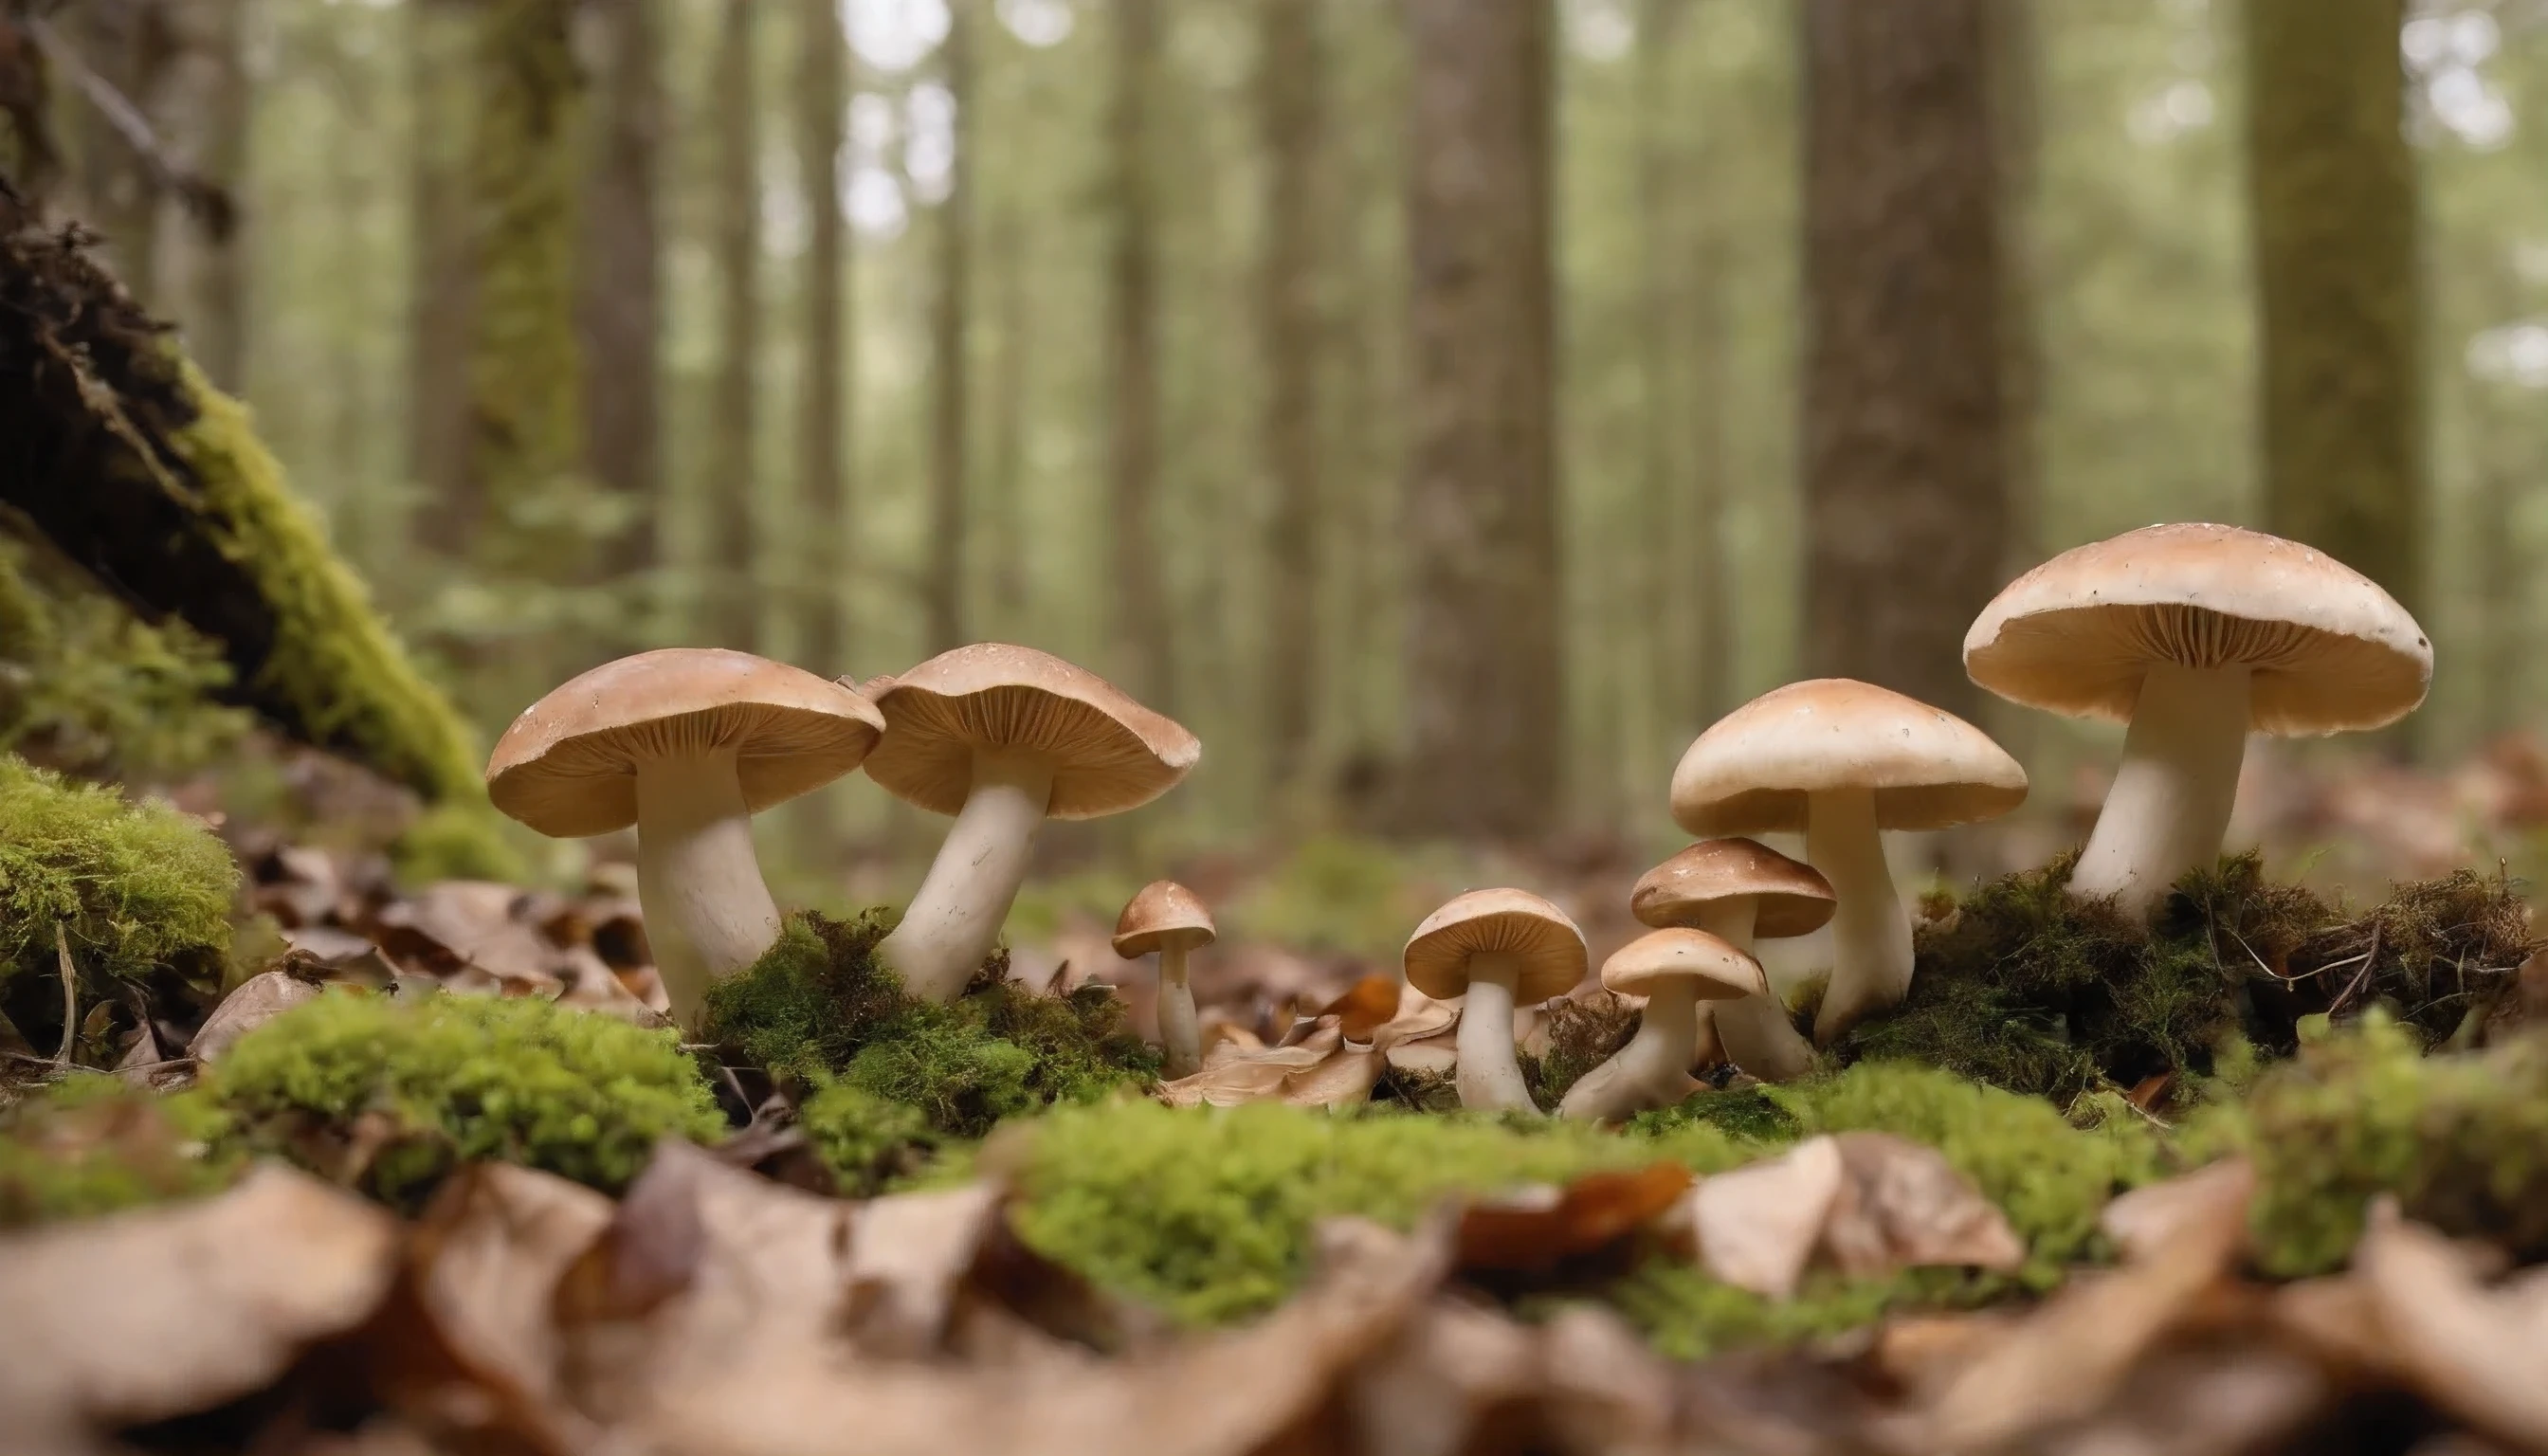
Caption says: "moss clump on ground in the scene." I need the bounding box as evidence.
[1840,852,2536,1103]
[209,990,724,1207]
[0,1074,241,1227]
[390,801,529,886]
[702,911,1158,1138]
[1521,993,1641,1109]
[2181,1012,2548,1278]
[0,755,237,990]
[797,1079,938,1196]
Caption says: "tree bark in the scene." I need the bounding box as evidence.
[985,180,1029,633]
[1398,0,1560,839]
[1107,0,1172,707]
[707,0,760,650]
[1257,0,1322,799]
[796,0,850,674]
[1798,0,2006,721]
[64,0,164,295]
[924,3,974,657]
[149,0,246,391]
[2246,0,2422,618]
[577,0,664,593]
[407,0,479,558]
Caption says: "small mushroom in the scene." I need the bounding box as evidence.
[1402,889,1588,1115]
[864,645,1199,1002]
[1670,680,2026,1046]
[1630,839,1835,1082]
[1558,929,1767,1122]
[485,648,886,1029]
[1966,522,2431,917]
[1112,880,1216,1079]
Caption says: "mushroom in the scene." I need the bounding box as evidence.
[1966,522,2430,918]
[864,644,1199,1003]
[1630,838,1835,1082]
[1557,929,1767,1122]
[1402,888,1588,1114]
[485,648,885,1029]
[1669,680,2026,1046]
[1112,880,1216,1079]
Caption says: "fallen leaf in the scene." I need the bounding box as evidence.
[1687,1136,1846,1301]
[0,1164,400,1429]
[1819,1131,2025,1279]
[1157,1019,1381,1109]
[1315,974,1403,1043]
[842,1182,1007,1357]
[190,968,328,1063]
[2355,1198,2548,1450]
[409,1163,614,1408]
[1457,1162,1694,1273]
[2097,1156,2256,1265]
[1370,984,1460,1053]
[1342,1296,1542,1456]
[1537,1303,1678,1454]
[376,883,563,990]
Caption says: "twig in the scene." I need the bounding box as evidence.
[21,17,235,236]
[53,921,75,1065]
[2327,925,2381,1017]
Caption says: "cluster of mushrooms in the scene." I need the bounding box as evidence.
[482,522,2434,1124]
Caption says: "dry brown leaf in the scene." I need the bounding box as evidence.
[2355,1199,2548,1450]
[842,1182,1007,1357]
[377,883,563,990]
[1820,1131,2025,1279]
[1384,1026,1461,1076]
[1537,1303,1678,1455]
[2097,1156,2256,1265]
[2269,1274,2400,1375]
[1687,1136,1845,1301]
[1315,974,1403,1043]
[1342,1296,1542,1456]
[190,967,328,1063]
[1157,1019,1381,1109]
[1371,984,1460,1054]
[1456,1162,1693,1273]
[408,1163,614,1408]
[0,1164,399,1429]
[2022,1340,2332,1456]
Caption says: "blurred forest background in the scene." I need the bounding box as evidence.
[11,0,2548,942]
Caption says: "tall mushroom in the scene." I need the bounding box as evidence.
[1966,522,2430,918]
[1630,839,1834,1082]
[864,644,1199,1003]
[1669,680,2026,1046]
[1557,929,1767,1122]
[1402,888,1587,1114]
[485,648,885,1029]
[1113,880,1215,1079]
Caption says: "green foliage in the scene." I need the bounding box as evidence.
[1226,835,1436,961]
[2180,1011,2548,1278]
[209,989,725,1207]
[0,1076,241,1228]
[1006,867,1147,947]
[0,755,238,988]
[797,1079,937,1196]
[390,802,530,886]
[1604,1264,1987,1363]
[1626,1085,1800,1143]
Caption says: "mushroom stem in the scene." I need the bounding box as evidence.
[878,748,1059,1003]
[2069,663,2253,918]
[633,749,783,1030]
[1806,787,1910,1046]
[1556,979,1699,1122]
[1454,952,1538,1113]
[1157,943,1202,1079]
[1697,899,1817,1083]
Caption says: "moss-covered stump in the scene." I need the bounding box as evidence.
[1839,852,2535,1104]
[207,989,724,1208]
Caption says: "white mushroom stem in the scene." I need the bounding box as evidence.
[633,748,783,1030]
[2068,663,2254,919]
[1696,898,1817,1083]
[1454,952,1538,1113]
[1806,787,1910,1046]
[1156,943,1202,1079]
[877,748,1059,1003]
[1557,979,1700,1122]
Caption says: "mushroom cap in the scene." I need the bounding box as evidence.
[1112,880,1217,957]
[1599,928,1769,1000]
[862,644,1201,819]
[486,648,886,839]
[1963,522,2432,736]
[1402,888,1588,1004]
[1668,679,2029,837]
[1632,839,1837,938]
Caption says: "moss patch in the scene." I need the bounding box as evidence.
[0,755,236,992]
[797,1079,938,1197]
[209,989,724,1208]
[0,1074,241,1227]
[1521,993,1641,1110]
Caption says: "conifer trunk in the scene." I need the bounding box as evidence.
[578,0,664,597]
[1107,0,1172,707]
[150,0,246,391]
[796,0,850,673]
[707,0,760,651]
[1257,0,1322,800]
[925,3,974,656]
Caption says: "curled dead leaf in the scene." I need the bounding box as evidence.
[1315,974,1404,1043]
[190,967,327,1063]
[1157,1018,1381,1109]
[2098,1156,2256,1265]
[1456,1162,1694,1273]
[2355,1198,2548,1450]
[1687,1136,1846,1301]
[1820,1132,2025,1280]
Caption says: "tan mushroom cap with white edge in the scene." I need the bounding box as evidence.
[1113,880,1217,958]
[1632,839,1837,938]
[487,647,886,839]
[1669,679,2029,838]
[1600,928,1769,1001]
[863,644,1201,819]
[1402,888,1588,1005]
[1962,522,2432,736]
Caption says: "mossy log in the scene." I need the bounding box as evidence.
[0,176,481,803]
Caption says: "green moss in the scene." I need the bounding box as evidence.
[1627,1085,1801,1143]
[797,1079,937,1196]
[2180,1011,2548,1277]
[1520,993,1641,1109]
[209,990,724,1207]
[0,1076,242,1227]
[391,802,530,886]
[0,755,237,990]
[1227,834,1439,962]
[1604,1264,1979,1362]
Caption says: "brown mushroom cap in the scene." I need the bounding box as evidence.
[1402,888,1588,1004]
[862,644,1201,820]
[1632,839,1837,938]
[1112,880,1217,957]
[1668,679,2028,838]
[1963,522,2432,736]
[486,648,886,839]
[1599,928,1768,1001]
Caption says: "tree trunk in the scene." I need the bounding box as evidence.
[1398,0,1560,839]
[985,181,1028,633]
[924,3,973,657]
[707,0,759,651]
[1798,0,2006,721]
[149,0,247,391]
[796,0,850,674]
[1107,0,1172,707]
[408,0,479,558]
[2246,0,2422,617]
[64,0,163,294]
[1636,0,1681,773]
[577,0,664,595]
[1257,0,1322,800]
